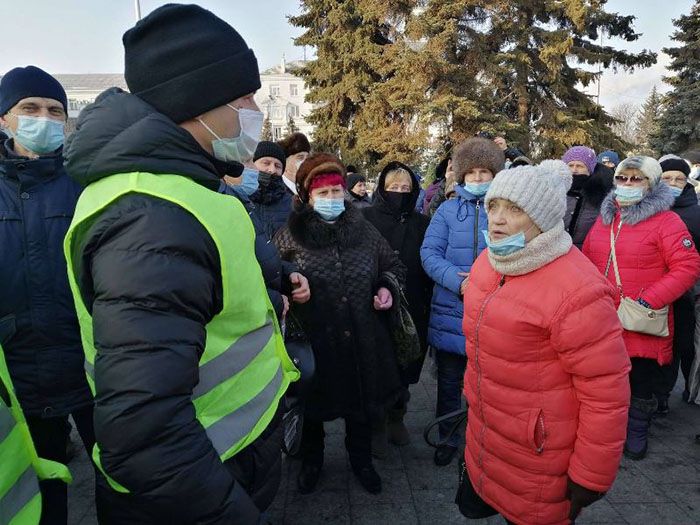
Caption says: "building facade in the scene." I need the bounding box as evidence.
[255,57,314,141]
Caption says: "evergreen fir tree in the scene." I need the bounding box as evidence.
[635,86,663,155]
[261,115,273,141]
[285,115,300,135]
[651,2,700,154]
[441,1,656,156]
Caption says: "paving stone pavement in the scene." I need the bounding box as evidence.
[67,366,700,524]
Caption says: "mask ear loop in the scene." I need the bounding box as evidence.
[196,118,222,141]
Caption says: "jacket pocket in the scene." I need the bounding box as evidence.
[527,408,546,454]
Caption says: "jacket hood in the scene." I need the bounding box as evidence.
[63,88,243,191]
[373,161,421,214]
[601,179,675,226]
[674,184,699,209]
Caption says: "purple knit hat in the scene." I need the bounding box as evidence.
[562,146,597,175]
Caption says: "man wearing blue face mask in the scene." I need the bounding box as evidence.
[0,65,94,525]
[61,5,298,524]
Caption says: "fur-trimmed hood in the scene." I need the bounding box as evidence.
[288,201,365,250]
[601,181,675,226]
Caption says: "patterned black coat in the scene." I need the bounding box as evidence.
[274,204,405,422]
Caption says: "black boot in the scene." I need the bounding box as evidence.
[351,462,382,494]
[654,396,669,417]
[624,397,657,460]
[297,461,323,494]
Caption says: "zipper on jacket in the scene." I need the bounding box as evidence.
[474,274,505,493]
[472,200,480,264]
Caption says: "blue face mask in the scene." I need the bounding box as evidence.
[614,185,646,205]
[313,198,345,221]
[8,114,64,155]
[464,181,491,197]
[668,185,683,198]
[237,167,259,196]
[482,229,526,256]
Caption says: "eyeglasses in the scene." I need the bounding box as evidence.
[614,175,646,183]
[662,176,687,185]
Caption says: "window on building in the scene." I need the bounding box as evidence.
[273,126,283,140]
[272,107,284,120]
[290,84,298,97]
[270,85,280,96]
[288,105,300,118]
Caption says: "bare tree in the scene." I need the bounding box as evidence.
[609,102,640,146]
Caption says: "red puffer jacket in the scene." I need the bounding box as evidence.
[583,184,700,365]
[462,248,631,525]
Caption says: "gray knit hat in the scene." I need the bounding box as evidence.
[485,160,573,232]
[615,156,662,187]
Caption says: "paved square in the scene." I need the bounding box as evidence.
[67,367,700,524]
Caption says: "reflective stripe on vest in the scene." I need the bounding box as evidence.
[0,345,71,525]
[0,467,40,525]
[64,172,299,492]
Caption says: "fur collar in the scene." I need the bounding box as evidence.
[488,222,572,276]
[288,201,365,249]
[600,182,675,226]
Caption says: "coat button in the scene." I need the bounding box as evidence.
[335,262,342,269]
[20,192,30,200]
[344,330,351,337]
[393,250,400,255]
[341,296,348,303]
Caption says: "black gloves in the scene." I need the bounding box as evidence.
[566,477,605,523]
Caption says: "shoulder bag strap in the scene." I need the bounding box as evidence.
[605,221,624,297]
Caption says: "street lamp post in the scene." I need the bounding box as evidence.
[134,0,142,21]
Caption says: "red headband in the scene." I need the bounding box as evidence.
[309,173,346,192]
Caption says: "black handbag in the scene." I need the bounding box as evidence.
[281,312,315,456]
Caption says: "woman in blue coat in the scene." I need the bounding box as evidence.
[420,137,504,466]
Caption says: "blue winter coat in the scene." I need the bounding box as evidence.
[420,185,488,355]
[0,140,91,417]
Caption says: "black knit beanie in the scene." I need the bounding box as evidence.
[347,173,366,191]
[0,66,67,116]
[123,3,261,123]
[254,141,286,167]
[660,158,690,177]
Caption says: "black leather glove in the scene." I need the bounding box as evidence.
[566,477,605,523]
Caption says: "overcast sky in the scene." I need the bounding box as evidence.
[1,0,694,110]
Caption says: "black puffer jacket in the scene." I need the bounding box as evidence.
[671,183,700,374]
[0,141,91,417]
[362,162,432,384]
[249,176,293,239]
[63,88,280,524]
[274,204,406,422]
[565,163,613,249]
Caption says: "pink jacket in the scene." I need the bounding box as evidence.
[462,247,630,525]
[583,185,700,364]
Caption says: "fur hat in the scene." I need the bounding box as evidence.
[485,160,573,232]
[562,146,597,175]
[616,156,662,187]
[296,152,346,203]
[451,138,505,183]
[278,132,311,157]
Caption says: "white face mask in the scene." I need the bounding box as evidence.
[197,104,264,164]
[690,166,700,180]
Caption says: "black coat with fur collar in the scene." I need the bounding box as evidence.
[565,163,614,249]
[274,204,406,421]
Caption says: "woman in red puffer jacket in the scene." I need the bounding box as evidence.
[583,156,700,461]
[460,160,631,525]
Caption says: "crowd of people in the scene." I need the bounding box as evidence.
[1,3,699,525]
